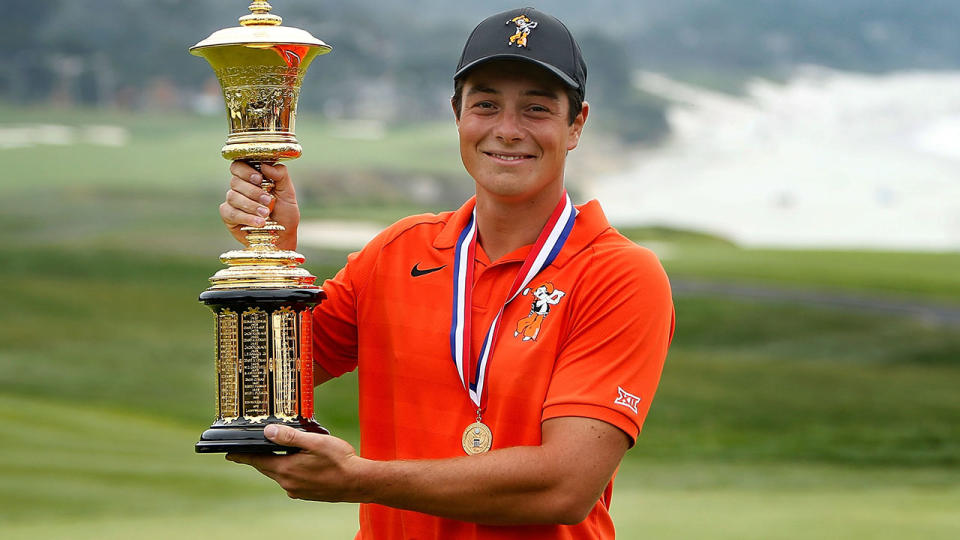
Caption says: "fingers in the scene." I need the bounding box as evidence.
[230,174,273,205]
[220,199,266,229]
[229,160,266,187]
[225,452,287,488]
[225,450,304,500]
[226,452,272,467]
[228,160,295,203]
[229,161,290,189]
[224,426,321,483]
[264,424,318,451]
[225,426,362,502]
[260,162,297,202]
[259,162,288,186]
[222,166,274,229]
[228,188,271,217]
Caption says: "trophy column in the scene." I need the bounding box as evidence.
[190,1,332,453]
[197,289,326,453]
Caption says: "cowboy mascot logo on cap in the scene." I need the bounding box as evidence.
[514,282,565,341]
[506,15,538,48]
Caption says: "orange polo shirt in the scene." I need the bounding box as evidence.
[313,198,674,539]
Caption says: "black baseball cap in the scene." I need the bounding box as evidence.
[454,7,587,99]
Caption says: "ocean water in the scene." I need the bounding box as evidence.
[590,68,960,251]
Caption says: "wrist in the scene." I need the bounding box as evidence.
[346,456,383,504]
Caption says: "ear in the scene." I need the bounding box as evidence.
[451,96,461,127]
[567,101,589,151]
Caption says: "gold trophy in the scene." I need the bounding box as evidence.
[191,1,331,453]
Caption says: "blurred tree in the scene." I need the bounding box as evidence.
[4,0,960,142]
[0,0,64,103]
[580,31,669,143]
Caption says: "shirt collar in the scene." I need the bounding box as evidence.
[433,196,477,250]
[433,197,611,269]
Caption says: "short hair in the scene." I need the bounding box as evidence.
[451,76,584,125]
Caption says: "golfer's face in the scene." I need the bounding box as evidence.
[456,60,585,205]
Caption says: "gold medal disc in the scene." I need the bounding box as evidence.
[461,421,493,455]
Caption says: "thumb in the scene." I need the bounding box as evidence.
[264,424,315,449]
[260,163,296,200]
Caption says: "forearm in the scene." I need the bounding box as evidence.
[355,445,591,525]
[235,417,628,526]
[349,417,627,525]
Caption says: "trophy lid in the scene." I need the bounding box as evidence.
[190,1,331,53]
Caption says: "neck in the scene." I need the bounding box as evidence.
[474,183,565,262]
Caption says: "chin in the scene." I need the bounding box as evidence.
[480,182,552,203]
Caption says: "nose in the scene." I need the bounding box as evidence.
[493,109,524,142]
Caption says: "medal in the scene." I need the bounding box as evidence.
[462,420,493,455]
[450,192,577,455]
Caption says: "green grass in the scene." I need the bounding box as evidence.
[658,244,960,304]
[0,248,358,434]
[1,509,361,540]
[0,105,463,196]
[0,394,361,538]
[612,466,960,540]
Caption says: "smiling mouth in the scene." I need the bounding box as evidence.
[484,152,534,161]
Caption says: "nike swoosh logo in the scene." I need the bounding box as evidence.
[411,263,446,277]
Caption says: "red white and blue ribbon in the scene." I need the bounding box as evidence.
[450,192,577,409]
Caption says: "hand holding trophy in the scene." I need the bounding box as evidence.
[190,1,332,453]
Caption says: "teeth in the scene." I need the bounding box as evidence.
[491,153,525,161]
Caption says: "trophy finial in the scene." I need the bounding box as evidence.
[239,0,282,26]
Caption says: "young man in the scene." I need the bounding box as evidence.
[221,8,674,539]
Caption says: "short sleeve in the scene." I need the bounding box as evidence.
[542,245,674,445]
[311,230,389,377]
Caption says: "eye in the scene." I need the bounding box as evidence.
[527,104,551,114]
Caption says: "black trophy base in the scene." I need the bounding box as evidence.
[196,421,329,454]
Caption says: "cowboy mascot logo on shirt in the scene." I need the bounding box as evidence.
[514,282,565,342]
